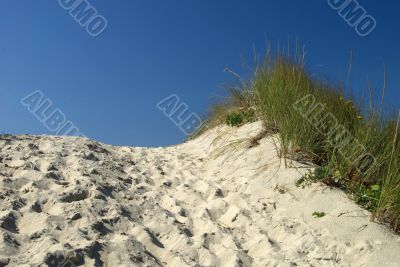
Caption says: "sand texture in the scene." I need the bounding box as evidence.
[1,122,400,266]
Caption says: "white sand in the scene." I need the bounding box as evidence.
[0,122,400,266]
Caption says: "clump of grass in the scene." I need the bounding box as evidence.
[251,48,399,231]
[199,43,400,232]
[226,111,243,126]
[226,108,256,127]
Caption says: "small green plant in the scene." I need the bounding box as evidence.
[189,87,254,138]
[295,176,307,188]
[226,108,256,127]
[314,167,331,181]
[296,167,330,188]
[226,111,244,127]
[355,184,381,212]
[274,185,287,194]
[312,211,326,218]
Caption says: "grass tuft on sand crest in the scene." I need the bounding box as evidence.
[199,46,400,232]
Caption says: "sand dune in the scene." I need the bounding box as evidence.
[0,122,400,266]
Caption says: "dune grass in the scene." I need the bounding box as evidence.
[199,48,400,232]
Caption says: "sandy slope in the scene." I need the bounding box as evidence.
[0,122,400,267]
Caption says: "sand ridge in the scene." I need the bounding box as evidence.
[0,122,400,266]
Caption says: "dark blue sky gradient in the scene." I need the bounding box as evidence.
[0,0,399,146]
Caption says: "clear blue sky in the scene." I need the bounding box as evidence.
[1,0,399,146]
